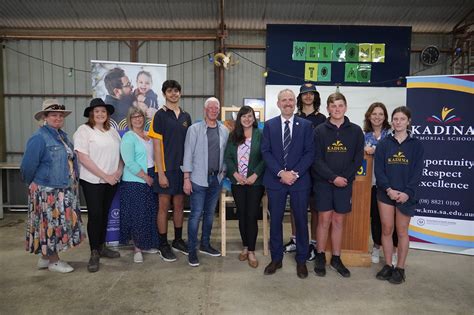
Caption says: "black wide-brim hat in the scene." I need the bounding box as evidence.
[83,98,115,117]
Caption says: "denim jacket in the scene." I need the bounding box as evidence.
[20,124,78,188]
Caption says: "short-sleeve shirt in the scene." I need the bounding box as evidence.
[73,124,121,184]
[297,111,326,129]
[148,106,192,171]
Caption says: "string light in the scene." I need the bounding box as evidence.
[4,44,409,86]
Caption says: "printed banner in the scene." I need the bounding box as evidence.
[91,60,167,131]
[91,60,167,245]
[407,74,474,250]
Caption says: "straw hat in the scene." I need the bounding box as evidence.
[34,99,72,121]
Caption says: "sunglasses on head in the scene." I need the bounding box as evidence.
[45,104,66,110]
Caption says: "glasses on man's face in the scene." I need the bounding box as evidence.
[45,104,65,110]
[122,82,132,88]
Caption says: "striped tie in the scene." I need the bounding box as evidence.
[283,120,291,168]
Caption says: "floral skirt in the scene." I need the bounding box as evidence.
[25,183,85,256]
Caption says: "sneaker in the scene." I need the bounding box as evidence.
[376,264,393,280]
[284,238,297,253]
[87,250,100,273]
[100,246,120,258]
[188,251,200,267]
[37,257,49,269]
[389,267,405,284]
[306,244,316,262]
[142,248,159,254]
[158,243,177,262]
[314,252,326,277]
[48,260,74,273]
[133,251,144,263]
[330,255,351,278]
[371,246,380,264]
[199,245,221,257]
[172,239,189,256]
[392,252,398,267]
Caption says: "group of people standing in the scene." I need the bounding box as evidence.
[20,80,423,285]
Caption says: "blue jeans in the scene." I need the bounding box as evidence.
[187,175,222,253]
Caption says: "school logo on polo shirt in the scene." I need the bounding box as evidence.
[182,120,189,128]
[327,140,347,152]
[388,151,409,165]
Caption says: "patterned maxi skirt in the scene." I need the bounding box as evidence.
[119,168,159,250]
[25,180,85,256]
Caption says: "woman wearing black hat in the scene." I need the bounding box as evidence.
[21,99,84,273]
[73,98,124,272]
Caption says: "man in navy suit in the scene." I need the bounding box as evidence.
[261,89,315,279]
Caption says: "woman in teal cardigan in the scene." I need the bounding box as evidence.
[119,107,159,263]
[224,106,265,268]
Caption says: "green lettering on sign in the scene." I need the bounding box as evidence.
[292,42,307,61]
[345,63,358,82]
[306,42,319,61]
[318,63,331,82]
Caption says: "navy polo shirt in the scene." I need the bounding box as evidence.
[296,111,326,129]
[148,106,192,171]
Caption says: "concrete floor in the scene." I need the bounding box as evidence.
[0,212,473,315]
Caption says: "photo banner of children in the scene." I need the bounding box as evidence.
[91,60,167,245]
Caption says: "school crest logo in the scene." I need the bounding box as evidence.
[388,151,409,165]
[182,121,189,128]
[327,140,347,152]
[426,107,461,124]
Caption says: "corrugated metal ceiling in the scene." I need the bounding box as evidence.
[0,0,472,33]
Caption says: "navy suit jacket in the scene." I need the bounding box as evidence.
[261,115,315,191]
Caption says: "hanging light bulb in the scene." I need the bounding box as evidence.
[335,84,340,93]
[208,54,214,63]
[67,68,73,77]
[263,70,268,77]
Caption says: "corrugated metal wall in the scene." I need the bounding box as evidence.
[3,39,219,162]
[225,31,266,108]
[1,32,454,162]
[0,32,455,206]
[4,40,131,162]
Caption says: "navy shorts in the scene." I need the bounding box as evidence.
[154,169,184,195]
[376,188,417,217]
[314,182,353,214]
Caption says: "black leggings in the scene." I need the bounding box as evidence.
[231,184,265,251]
[80,180,117,251]
[371,185,398,247]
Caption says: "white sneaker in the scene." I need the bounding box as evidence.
[134,251,144,263]
[371,247,380,264]
[392,253,398,267]
[142,248,159,254]
[48,260,74,273]
[37,257,49,269]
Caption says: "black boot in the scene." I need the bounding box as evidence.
[87,250,100,273]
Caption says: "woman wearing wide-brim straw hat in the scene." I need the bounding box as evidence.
[20,99,85,273]
[73,98,123,272]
